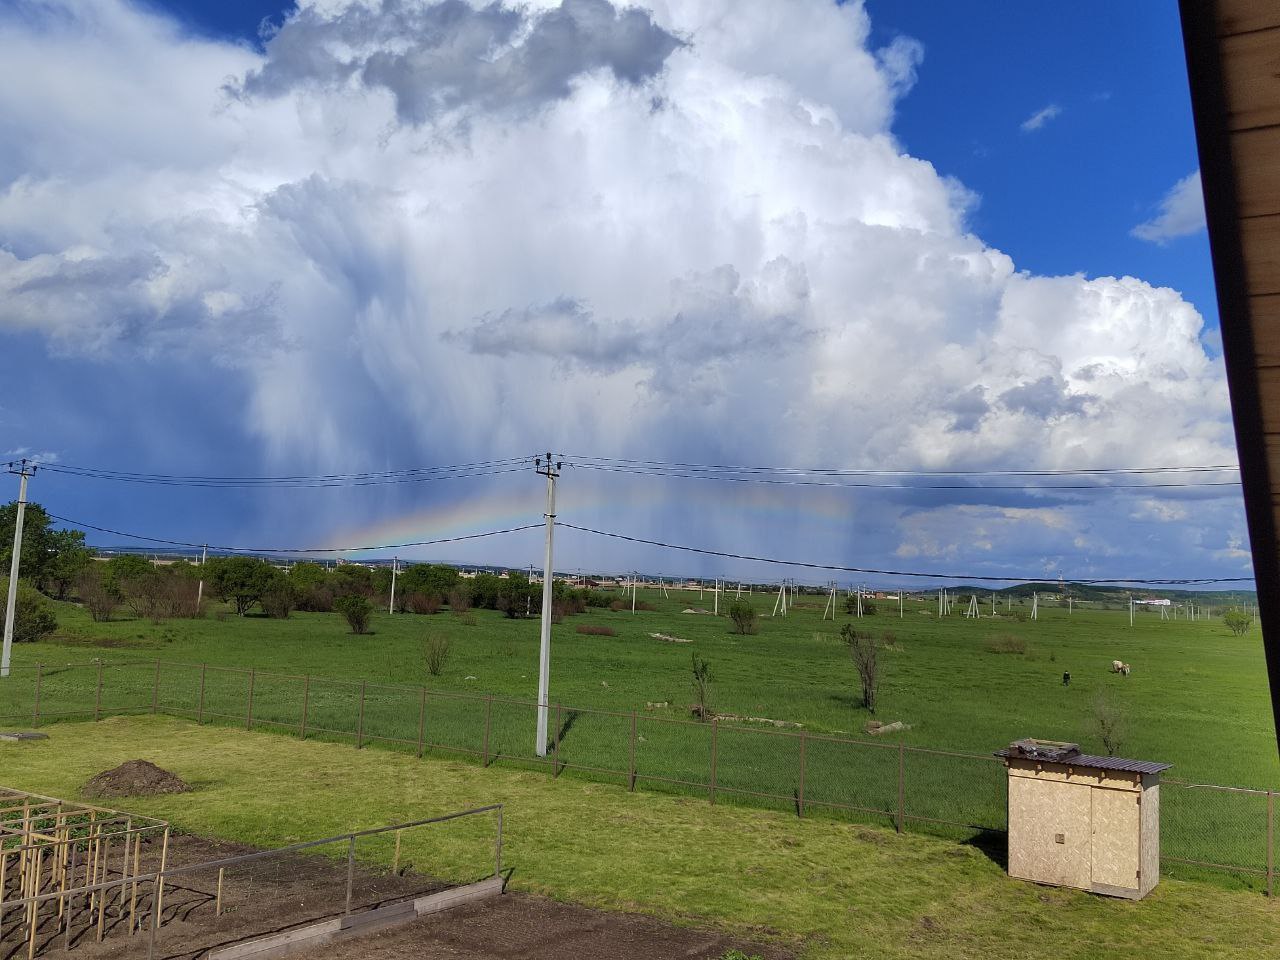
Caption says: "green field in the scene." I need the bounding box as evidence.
[7,589,1274,782]
[3,715,1279,960]
[1,588,1276,883]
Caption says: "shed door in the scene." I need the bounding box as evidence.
[1008,775,1091,889]
[1090,787,1140,891]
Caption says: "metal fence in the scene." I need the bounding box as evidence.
[0,659,1274,894]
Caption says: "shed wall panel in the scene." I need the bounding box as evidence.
[1008,776,1091,890]
[1139,779,1161,898]
[1090,787,1140,891]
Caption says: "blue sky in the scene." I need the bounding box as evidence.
[0,0,1246,586]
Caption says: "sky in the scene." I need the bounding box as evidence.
[0,0,1250,587]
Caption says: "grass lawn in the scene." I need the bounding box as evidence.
[1,715,1277,960]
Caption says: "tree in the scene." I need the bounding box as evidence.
[690,653,712,721]
[842,625,880,713]
[728,601,757,635]
[1091,689,1127,756]
[0,502,91,594]
[497,572,536,618]
[42,529,92,599]
[401,563,460,599]
[0,578,57,643]
[207,556,282,616]
[335,595,373,634]
[261,580,299,619]
[1223,608,1254,636]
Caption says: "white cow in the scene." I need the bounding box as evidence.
[1111,660,1131,676]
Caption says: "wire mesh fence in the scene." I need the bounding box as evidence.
[0,659,1274,893]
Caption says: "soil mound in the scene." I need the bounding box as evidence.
[83,760,191,800]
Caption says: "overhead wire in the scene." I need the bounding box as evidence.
[45,513,543,555]
[555,522,1254,585]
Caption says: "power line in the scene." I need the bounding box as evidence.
[565,454,1240,477]
[35,459,532,489]
[45,513,543,555]
[556,522,1255,586]
[570,462,1241,492]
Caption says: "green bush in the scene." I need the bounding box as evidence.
[728,601,757,635]
[0,578,57,643]
[1223,608,1253,636]
[334,595,373,634]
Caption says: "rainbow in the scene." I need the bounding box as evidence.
[329,473,856,559]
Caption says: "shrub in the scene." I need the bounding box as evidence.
[296,585,334,613]
[76,568,119,622]
[608,599,627,612]
[334,595,373,634]
[423,635,451,677]
[1224,608,1253,636]
[0,579,57,643]
[728,601,757,635]
[406,592,442,615]
[575,624,616,636]
[691,652,712,721]
[448,585,473,614]
[261,582,298,619]
[984,634,1027,655]
[1092,688,1127,756]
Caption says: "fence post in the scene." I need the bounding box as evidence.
[896,743,905,833]
[197,665,207,725]
[552,703,561,776]
[1268,789,1274,898]
[357,681,366,749]
[300,676,310,740]
[151,660,160,714]
[416,688,426,758]
[797,730,806,818]
[344,836,355,916]
[709,718,719,805]
[245,670,255,731]
[483,696,492,766]
[33,663,42,726]
[628,711,637,791]
[94,661,103,721]
[494,805,504,878]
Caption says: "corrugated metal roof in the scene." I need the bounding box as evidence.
[997,749,1171,775]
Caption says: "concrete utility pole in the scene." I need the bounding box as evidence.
[534,454,561,758]
[389,557,399,615]
[196,544,208,610]
[2,459,36,679]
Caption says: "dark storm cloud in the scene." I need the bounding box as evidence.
[233,0,684,124]
[999,375,1092,419]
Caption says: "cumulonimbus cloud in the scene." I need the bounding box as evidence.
[0,0,1246,577]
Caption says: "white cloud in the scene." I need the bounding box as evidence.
[1020,104,1061,132]
[1132,170,1206,244]
[0,0,1246,578]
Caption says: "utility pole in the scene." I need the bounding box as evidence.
[534,453,561,758]
[2,459,36,679]
[196,544,208,610]
[389,557,399,615]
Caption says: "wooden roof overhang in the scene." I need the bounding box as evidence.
[1179,0,1280,756]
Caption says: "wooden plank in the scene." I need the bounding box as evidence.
[1249,294,1280,366]
[1255,367,1280,432]
[1233,126,1280,218]
[1217,0,1280,38]
[1220,27,1280,131]
[1242,214,1280,296]
[205,918,342,960]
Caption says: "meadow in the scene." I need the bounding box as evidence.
[6,587,1274,788]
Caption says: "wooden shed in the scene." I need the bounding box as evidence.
[997,739,1171,900]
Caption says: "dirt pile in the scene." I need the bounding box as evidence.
[83,760,191,800]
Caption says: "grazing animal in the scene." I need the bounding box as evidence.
[1111,660,1131,676]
